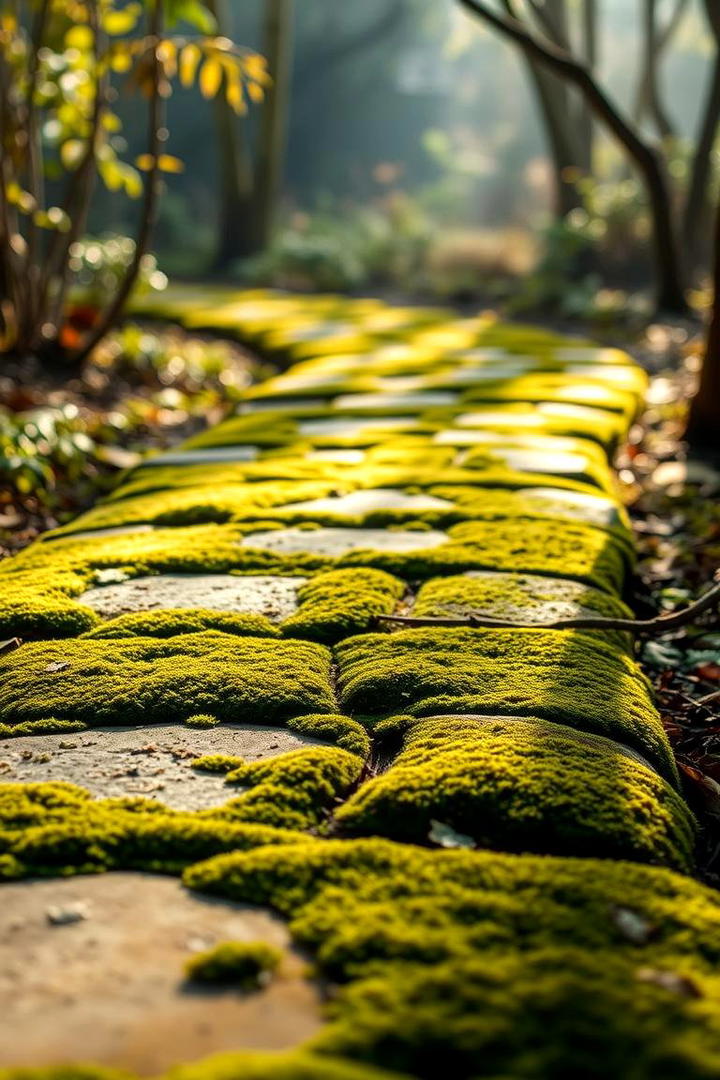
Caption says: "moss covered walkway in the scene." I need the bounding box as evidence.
[1,290,719,1079]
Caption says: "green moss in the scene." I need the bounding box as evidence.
[0,717,88,739]
[287,713,371,759]
[184,940,282,987]
[82,609,279,639]
[192,754,245,773]
[0,1052,402,1080]
[335,715,695,869]
[283,569,404,643]
[335,628,676,782]
[208,746,363,831]
[185,714,221,728]
[183,837,720,1078]
[0,782,310,877]
[413,572,635,651]
[0,632,336,728]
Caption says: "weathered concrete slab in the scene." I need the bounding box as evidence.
[242,526,449,557]
[298,416,417,438]
[0,873,321,1074]
[80,573,306,621]
[138,446,259,468]
[0,724,320,810]
[46,523,155,544]
[279,488,454,516]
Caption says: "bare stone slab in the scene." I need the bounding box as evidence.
[298,416,417,438]
[0,724,320,810]
[305,449,367,464]
[491,449,594,476]
[139,446,259,468]
[433,429,589,453]
[242,527,449,558]
[520,487,623,528]
[80,573,305,621]
[279,488,454,516]
[332,391,458,410]
[0,873,321,1074]
[453,410,548,429]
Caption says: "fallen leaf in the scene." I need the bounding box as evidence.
[429,819,476,850]
[44,661,70,673]
[636,967,703,999]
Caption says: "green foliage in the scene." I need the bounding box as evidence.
[184,940,282,987]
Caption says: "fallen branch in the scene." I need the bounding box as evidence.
[379,576,720,636]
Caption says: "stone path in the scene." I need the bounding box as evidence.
[0,290,718,1080]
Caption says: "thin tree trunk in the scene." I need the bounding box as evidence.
[252,0,293,251]
[209,0,257,269]
[686,196,720,448]
[458,0,688,313]
[577,0,596,173]
[683,0,720,271]
[72,0,165,364]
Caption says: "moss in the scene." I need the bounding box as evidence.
[335,628,676,783]
[0,1053,402,1080]
[192,754,245,773]
[82,609,279,639]
[0,717,88,739]
[413,572,635,651]
[287,713,371,759]
[184,940,282,987]
[0,782,310,877]
[207,746,363,831]
[283,569,404,643]
[335,715,695,870]
[183,837,720,1078]
[0,632,336,729]
[185,714,221,728]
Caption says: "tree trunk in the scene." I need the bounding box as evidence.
[457,0,688,314]
[683,1,720,272]
[252,0,293,252]
[686,195,720,449]
[526,62,583,217]
[209,0,257,270]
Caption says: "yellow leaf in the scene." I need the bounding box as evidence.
[135,153,154,171]
[65,25,93,50]
[158,154,184,173]
[104,5,141,35]
[247,81,264,104]
[179,42,201,87]
[225,70,246,115]
[244,53,271,85]
[60,139,84,168]
[198,56,223,98]
[157,39,177,79]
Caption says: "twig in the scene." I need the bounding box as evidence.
[379,576,720,636]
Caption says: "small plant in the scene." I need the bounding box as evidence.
[184,713,221,728]
[184,940,282,988]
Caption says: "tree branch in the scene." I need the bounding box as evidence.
[457,0,687,311]
[379,576,720,636]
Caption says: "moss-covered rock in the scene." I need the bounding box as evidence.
[0,632,336,728]
[335,628,675,782]
[335,715,694,869]
[184,940,282,987]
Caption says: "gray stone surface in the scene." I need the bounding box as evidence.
[305,448,367,464]
[138,446,259,467]
[520,487,622,528]
[242,526,449,557]
[279,488,454,516]
[47,523,155,544]
[332,391,458,410]
[298,416,416,438]
[0,873,321,1073]
[0,724,320,810]
[80,573,306,621]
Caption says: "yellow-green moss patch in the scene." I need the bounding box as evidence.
[0,633,336,729]
[335,628,675,782]
[335,715,694,869]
